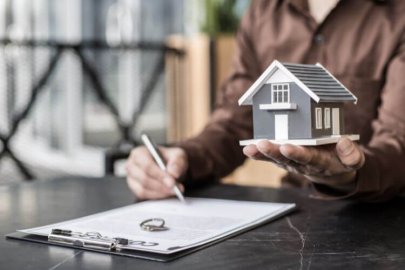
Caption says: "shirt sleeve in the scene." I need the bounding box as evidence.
[177,4,261,186]
[313,34,405,202]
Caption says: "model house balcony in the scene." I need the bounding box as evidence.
[259,103,298,110]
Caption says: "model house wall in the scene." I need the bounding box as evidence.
[252,80,346,140]
[252,82,312,140]
[310,101,344,138]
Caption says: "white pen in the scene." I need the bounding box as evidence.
[141,133,186,203]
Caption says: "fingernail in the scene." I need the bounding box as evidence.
[338,139,353,155]
[163,176,174,188]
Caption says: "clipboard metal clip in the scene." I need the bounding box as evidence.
[48,229,129,251]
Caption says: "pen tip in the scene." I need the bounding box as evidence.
[173,185,186,204]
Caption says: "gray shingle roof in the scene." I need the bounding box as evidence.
[282,63,356,102]
[239,60,357,106]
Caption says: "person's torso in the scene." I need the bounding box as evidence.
[248,0,405,144]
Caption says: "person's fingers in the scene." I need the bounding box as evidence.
[126,177,173,200]
[279,139,363,186]
[128,147,166,180]
[280,144,336,170]
[256,140,290,164]
[280,144,311,164]
[125,146,191,200]
[126,163,171,192]
[164,148,188,179]
[243,144,268,160]
[126,146,178,200]
[157,147,189,190]
[336,137,365,170]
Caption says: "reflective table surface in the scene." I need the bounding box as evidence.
[1,176,405,269]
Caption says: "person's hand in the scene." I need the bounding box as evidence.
[126,146,188,200]
[243,137,365,191]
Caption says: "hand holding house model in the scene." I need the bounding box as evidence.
[239,60,359,146]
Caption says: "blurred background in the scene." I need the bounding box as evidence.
[0,0,284,186]
[0,0,285,186]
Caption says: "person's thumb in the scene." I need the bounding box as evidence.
[336,137,365,170]
[164,148,188,185]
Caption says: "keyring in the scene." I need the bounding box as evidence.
[140,218,169,232]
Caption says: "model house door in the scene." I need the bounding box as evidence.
[275,114,288,139]
[332,108,340,135]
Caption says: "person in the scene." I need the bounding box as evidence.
[126,0,405,202]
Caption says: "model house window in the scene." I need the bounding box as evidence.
[315,108,323,129]
[272,83,290,103]
[324,108,331,129]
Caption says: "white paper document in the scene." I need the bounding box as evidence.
[20,198,296,254]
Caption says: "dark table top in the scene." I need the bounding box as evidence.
[1,176,405,270]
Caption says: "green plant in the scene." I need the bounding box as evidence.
[202,0,242,36]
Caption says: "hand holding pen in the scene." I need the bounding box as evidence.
[141,134,185,203]
[125,134,188,202]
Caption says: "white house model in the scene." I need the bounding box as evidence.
[239,60,359,146]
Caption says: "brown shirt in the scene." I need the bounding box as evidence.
[179,0,405,201]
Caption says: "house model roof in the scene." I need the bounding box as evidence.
[238,60,357,105]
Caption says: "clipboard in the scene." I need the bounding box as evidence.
[6,198,296,262]
[6,230,239,262]
[6,216,284,262]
